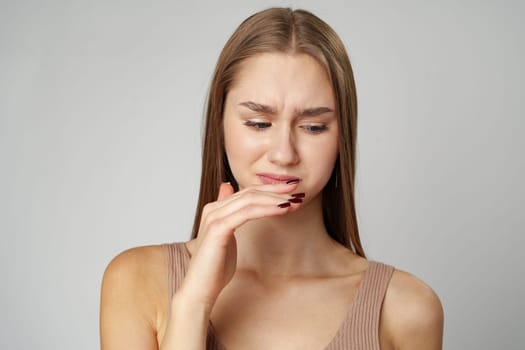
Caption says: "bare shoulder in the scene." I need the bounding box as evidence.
[381,268,444,350]
[100,244,168,350]
[103,244,167,282]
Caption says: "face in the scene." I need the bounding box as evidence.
[223,52,339,203]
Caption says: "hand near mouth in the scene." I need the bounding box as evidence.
[176,181,305,315]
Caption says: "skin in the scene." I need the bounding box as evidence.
[100,53,444,350]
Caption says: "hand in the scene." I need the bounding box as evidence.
[178,181,303,313]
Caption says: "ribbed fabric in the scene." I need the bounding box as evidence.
[165,240,189,322]
[165,242,394,350]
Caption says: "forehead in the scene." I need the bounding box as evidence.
[226,52,335,108]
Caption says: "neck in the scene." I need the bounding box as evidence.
[233,194,342,280]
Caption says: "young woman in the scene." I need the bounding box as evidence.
[100,7,443,350]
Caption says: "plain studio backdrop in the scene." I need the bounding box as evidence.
[1,0,523,349]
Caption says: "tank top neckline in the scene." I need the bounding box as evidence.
[178,242,376,350]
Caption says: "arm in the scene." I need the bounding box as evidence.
[100,247,161,350]
[381,270,444,350]
[158,291,210,350]
[100,246,211,350]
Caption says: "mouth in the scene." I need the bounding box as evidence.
[256,173,301,185]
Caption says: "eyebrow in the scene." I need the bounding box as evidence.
[238,101,334,117]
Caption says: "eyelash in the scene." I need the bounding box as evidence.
[302,125,328,134]
[243,120,272,130]
[243,121,328,134]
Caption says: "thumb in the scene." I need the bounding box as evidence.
[217,182,234,201]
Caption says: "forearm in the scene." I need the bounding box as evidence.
[160,292,212,350]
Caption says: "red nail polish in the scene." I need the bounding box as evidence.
[278,202,291,208]
[286,179,300,185]
[288,198,303,203]
[291,193,305,198]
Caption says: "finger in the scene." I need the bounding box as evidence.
[205,189,301,227]
[210,202,292,239]
[216,181,301,208]
[243,181,300,194]
[217,182,234,201]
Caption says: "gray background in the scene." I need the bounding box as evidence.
[1,0,523,349]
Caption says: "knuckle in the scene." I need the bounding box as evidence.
[239,204,255,217]
[241,188,257,198]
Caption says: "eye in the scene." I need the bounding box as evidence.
[244,120,272,130]
[301,124,328,134]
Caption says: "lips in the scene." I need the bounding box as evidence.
[256,173,301,184]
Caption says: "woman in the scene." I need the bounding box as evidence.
[100,7,443,350]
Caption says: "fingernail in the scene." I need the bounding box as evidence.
[286,179,300,185]
[291,193,305,198]
[288,197,303,203]
[278,202,291,208]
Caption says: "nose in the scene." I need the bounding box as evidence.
[267,126,300,167]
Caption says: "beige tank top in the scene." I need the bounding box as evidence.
[165,242,394,350]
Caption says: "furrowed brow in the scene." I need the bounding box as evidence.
[239,101,277,115]
[297,107,334,117]
[239,101,334,117]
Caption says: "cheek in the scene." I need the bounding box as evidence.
[299,135,339,183]
[301,134,338,163]
[223,122,264,170]
[320,145,339,180]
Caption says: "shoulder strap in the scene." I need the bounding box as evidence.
[164,242,224,349]
[164,242,190,302]
[348,261,394,349]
